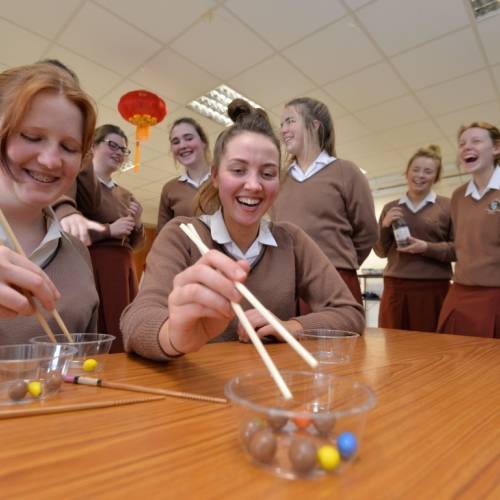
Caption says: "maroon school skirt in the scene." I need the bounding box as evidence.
[437,283,500,338]
[89,245,138,353]
[379,276,450,332]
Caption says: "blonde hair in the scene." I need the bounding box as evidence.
[0,62,96,176]
[195,99,280,215]
[406,144,442,182]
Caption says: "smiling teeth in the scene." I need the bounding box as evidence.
[28,171,56,183]
[238,197,260,206]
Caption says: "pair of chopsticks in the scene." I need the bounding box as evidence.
[65,375,227,404]
[0,209,73,343]
[179,223,318,400]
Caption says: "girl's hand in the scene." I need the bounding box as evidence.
[382,207,404,228]
[237,308,302,342]
[60,214,106,246]
[397,237,428,254]
[0,246,60,317]
[109,216,135,238]
[128,199,143,226]
[161,250,249,354]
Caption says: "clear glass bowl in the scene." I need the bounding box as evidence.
[0,343,76,405]
[298,330,360,365]
[30,333,115,376]
[225,370,375,480]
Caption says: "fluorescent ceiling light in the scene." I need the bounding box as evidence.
[470,0,500,19]
[188,85,262,126]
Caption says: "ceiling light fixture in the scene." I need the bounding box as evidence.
[188,85,262,126]
[470,0,500,19]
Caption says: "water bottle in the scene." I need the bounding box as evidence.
[392,217,411,248]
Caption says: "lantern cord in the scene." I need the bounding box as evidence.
[134,140,141,173]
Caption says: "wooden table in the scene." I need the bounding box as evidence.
[1,328,499,499]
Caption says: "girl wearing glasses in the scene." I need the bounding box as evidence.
[157,118,211,233]
[0,62,98,344]
[54,124,144,352]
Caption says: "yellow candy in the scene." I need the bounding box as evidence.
[82,358,98,372]
[317,445,341,471]
[27,381,42,398]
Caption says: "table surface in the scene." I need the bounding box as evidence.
[1,328,499,500]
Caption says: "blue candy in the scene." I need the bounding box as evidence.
[336,431,357,459]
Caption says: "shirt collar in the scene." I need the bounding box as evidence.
[0,208,62,267]
[399,191,437,213]
[288,150,336,182]
[179,171,210,188]
[465,165,500,200]
[198,209,277,263]
[97,176,116,188]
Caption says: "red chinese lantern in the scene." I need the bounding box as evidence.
[118,90,167,172]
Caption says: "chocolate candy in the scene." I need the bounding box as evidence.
[288,438,317,474]
[241,416,266,446]
[27,380,42,398]
[317,445,341,471]
[337,431,358,459]
[248,429,277,464]
[45,371,63,392]
[8,380,28,401]
[313,413,336,435]
[267,411,287,431]
[82,358,98,372]
[292,415,311,430]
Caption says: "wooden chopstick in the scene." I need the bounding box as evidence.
[0,395,165,419]
[65,375,227,404]
[0,209,73,343]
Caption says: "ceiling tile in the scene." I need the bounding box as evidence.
[391,28,485,90]
[378,119,445,149]
[340,134,395,158]
[171,7,273,80]
[46,45,123,101]
[417,70,496,116]
[58,2,161,75]
[355,95,428,131]
[343,0,372,10]
[492,64,500,92]
[334,114,371,143]
[226,0,346,50]
[229,55,313,108]
[283,16,382,85]
[434,100,500,137]
[353,150,406,176]
[0,19,50,66]
[477,14,500,65]
[303,89,349,119]
[165,106,225,136]
[0,0,81,38]
[324,62,407,111]
[95,0,215,43]
[130,47,220,104]
[357,0,469,56]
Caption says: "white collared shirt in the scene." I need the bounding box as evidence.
[198,209,277,265]
[0,209,62,267]
[465,165,500,200]
[179,171,210,189]
[398,191,437,213]
[288,150,336,182]
[97,176,116,189]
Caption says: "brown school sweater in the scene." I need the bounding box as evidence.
[271,159,378,270]
[374,195,454,280]
[451,184,500,287]
[0,234,99,345]
[53,165,144,251]
[121,217,365,361]
[157,179,199,233]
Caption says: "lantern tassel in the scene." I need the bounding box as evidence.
[134,140,141,173]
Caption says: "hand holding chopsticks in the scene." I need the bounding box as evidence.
[178,223,318,400]
[0,209,73,343]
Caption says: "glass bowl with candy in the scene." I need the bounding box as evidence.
[225,370,375,480]
[30,333,115,376]
[0,343,76,405]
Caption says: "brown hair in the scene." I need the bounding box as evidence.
[195,99,280,215]
[458,121,500,163]
[406,144,443,182]
[169,117,211,165]
[0,62,97,177]
[94,124,128,146]
[284,97,335,165]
